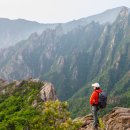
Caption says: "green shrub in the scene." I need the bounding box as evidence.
[99,118,105,130]
[30,100,82,130]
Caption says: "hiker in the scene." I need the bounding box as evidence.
[90,83,102,130]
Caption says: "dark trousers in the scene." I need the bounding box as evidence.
[91,105,99,127]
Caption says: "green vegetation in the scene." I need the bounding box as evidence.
[99,118,105,130]
[0,81,82,130]
[0,81,42,130]
[30,100,82,130]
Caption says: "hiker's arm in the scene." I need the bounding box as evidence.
[90,92,96,105]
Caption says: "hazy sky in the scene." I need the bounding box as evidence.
[0,0,130,23]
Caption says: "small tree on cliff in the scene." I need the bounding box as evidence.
[30,100,82,130]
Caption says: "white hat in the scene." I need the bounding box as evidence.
[92,83,100,88]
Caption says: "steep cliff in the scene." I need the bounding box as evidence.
[0,6,124,48]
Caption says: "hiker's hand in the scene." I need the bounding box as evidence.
[92,99,96,104]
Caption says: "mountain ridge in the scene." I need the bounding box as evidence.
[0,6,128,48]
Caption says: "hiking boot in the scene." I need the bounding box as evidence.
[93,124,98,130]
[93,126,98,130]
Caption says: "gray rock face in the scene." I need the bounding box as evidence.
[40,82,58,101]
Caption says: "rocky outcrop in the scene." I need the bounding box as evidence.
[40,82,58,101]
[78,107,130,130]
[0,79,9,87]
[78,114,104,130]
[78,114,94,130]
[103,107,130,130]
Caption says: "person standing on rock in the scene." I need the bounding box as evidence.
[90,83,102,130]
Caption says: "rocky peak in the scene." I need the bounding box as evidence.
[0,79,58,108]
[40,82,58,101]
[28,32,39,41]
[116,6,129,28]
[119,7,129,18]
[55,24,64,36]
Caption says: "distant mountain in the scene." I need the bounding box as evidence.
[63,6,127,31]
[0,18,57,48]
[0,21,103,99]
[0,6,127,48]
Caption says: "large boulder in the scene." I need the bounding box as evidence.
[40,82,58,101]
